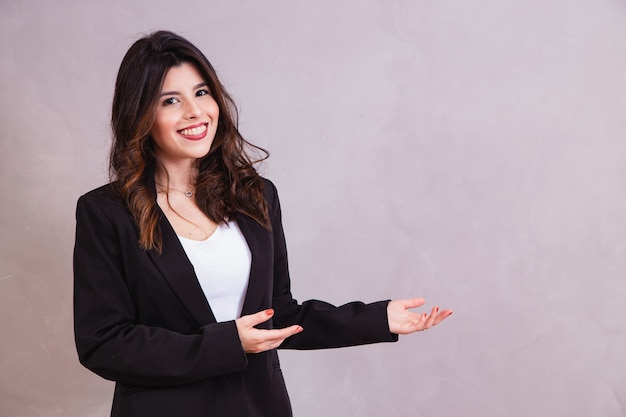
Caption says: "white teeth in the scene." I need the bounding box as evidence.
[179,124,207,136]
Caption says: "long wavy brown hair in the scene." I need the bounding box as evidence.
[110,30,270,253]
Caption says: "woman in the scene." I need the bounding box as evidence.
[73,30,452,417]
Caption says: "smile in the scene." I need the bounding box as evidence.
[178,124,208,137]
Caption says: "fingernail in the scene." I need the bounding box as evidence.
[266,309,274,316]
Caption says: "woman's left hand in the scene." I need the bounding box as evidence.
[387,298,453,335]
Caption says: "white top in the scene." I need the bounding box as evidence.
[177,221,251,322]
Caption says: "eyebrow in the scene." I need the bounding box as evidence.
[159,82,209,97]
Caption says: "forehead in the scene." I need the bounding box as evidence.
[161,62,206,90]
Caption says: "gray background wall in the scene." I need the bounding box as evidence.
[1,1,625,416]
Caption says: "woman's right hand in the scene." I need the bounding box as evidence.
[235,309,303,353]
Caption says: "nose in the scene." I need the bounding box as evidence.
[184,99,202,119]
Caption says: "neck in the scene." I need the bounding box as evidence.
[154,163,196,191]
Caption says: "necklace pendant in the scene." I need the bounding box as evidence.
[184,191,193,198]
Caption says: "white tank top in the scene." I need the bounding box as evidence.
[177,221,251,322]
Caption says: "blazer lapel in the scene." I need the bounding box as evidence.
[236,213,272,318]
[146,208,217,326]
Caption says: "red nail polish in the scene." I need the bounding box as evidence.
[266,309,274,316]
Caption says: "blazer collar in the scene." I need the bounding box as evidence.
[235,213,271,317]
[147,207,217,326]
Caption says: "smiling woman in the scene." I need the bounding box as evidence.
[107,31,272,253]
[73,30,452,417]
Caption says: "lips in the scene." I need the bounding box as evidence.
[178,123,208,140]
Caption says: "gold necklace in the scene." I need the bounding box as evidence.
[155,182,194,198]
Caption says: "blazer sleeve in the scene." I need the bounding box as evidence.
[73,189,247,387]
[264,181,399,349]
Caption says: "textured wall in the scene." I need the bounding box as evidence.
[1,1,625,416]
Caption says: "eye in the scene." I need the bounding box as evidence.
[196,89,211,97]
[162,97,179,106]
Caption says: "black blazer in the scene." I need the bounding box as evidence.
[73,178,397,417]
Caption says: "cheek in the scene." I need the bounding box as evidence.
[150,127,169,152]
[150,115,175,143]
[207,98,220,119]
[149,124,164,147]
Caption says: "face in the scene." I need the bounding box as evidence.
[150,62,220,168]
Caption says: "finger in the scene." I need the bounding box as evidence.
[431,310,451,326]
[256,325,303,344]
[270,325,304,342]
[433,309,453,325]
[263,325,304,350]
[423,306,439,328]
[237,309,274,328]
[412,312,428,331]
